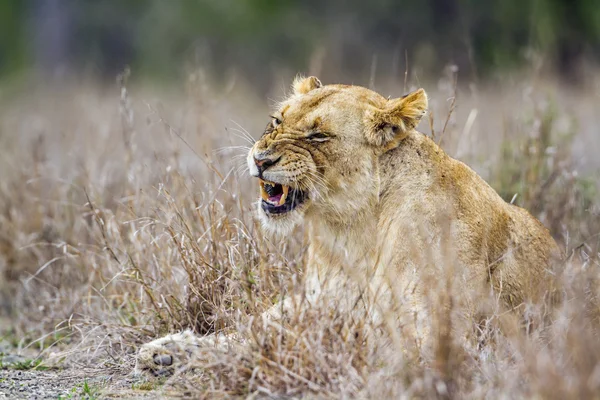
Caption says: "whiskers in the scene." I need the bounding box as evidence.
[213,145,252,155]
[228,120,256,146]
[213,121,257,177]
[302,169,346,221]
[213,145,251,176]
[302,170,329,198]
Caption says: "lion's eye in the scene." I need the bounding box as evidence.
[272,117,282,128]
[307,132,329,142]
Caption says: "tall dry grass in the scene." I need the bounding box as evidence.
[0,70,599,398]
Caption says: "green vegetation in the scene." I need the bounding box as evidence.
[1,0,599,83]
[10,358,49,371]
[81,380,99,399]
[57,380,102,400]
[132,380,164,391]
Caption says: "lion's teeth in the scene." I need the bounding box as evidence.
[259,180,269,201]
[259,179,290,206]
[279,185,289,206]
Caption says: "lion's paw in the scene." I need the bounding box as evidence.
[135,330,229,377]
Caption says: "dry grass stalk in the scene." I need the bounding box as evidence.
[0,73,598,398]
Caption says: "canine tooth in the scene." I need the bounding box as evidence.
[259,180,270,201]
[279,185,289,205]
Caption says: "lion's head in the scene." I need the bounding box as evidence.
[247,76,428,234]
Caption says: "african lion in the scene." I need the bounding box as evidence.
[136,76,559,376]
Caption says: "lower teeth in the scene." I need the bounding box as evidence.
[279,186,289,205]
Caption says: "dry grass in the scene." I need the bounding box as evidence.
[0,71,599,398]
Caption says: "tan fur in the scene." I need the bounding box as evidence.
[293,75,322,95]
[137,76,560,376]
[248,76,559,318]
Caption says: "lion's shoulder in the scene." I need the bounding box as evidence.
[377,130,557,272]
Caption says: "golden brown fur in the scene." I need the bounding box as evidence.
[136,76,559,376]
[247,76,559,316]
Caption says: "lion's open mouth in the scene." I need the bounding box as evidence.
[259,179,307,215]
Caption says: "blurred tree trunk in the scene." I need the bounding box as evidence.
[31,0,71,78]
[553,0,585,82]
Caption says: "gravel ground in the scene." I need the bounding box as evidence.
[0,368,182,399]
[0,331,178,400]
[1,369,107,399]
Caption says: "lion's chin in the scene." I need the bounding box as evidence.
[257,201,308,236]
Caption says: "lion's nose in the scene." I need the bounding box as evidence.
[254,156,280,178]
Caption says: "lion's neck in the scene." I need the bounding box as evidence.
[306,195,380,273]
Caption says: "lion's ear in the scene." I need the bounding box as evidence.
[292,75,322,95]
[365,88,428,150]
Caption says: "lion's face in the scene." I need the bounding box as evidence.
[247,76,427,234]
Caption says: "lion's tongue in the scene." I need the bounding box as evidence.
[259,181,289,206]
[268,193,283,204]
[271,185,289,205]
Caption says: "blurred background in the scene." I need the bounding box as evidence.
[1,0,600,88]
